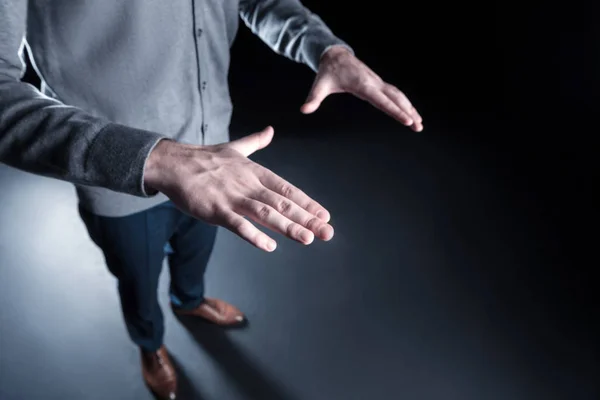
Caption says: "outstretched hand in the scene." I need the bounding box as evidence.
[144,126,334,252]
[301,46,423,132]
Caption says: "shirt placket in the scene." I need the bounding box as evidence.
[192,0,208,145]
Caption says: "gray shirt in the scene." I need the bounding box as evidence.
[0,0,351,216]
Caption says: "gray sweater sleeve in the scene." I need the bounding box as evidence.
[0,1,167,197]
[239,0,354,72]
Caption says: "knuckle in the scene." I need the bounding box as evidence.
[350,75,369,90]
[359,75,372,85]
[360,79,375,91]
[210,203,226,219]
[232,196,248,213]
[388,83,403,95]
[279,184,294,198]
[277,200,293,214]
[286,223,302,238]
[384,83,396,93]
[305,216,321,230]
[257,205,271,219]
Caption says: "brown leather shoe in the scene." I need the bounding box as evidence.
[141,346,177,400]
[172,297,245,326]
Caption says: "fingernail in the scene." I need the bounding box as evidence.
[406,119,413,125]
[169,393,176,400]
[319,225,333,240]
[236,315,244,322]
[267,241,276,251]
[316,210,327,220]
[301,230,314,244]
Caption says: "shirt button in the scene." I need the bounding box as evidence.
[203,124,208,132]
[196,28,203,37]
[202,81,207,90]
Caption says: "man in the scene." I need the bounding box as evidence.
[0,1,423,398]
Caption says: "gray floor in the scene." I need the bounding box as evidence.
[0,131,598,399]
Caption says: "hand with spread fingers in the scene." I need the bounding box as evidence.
[144,126,334,253]
[301,46,423,132]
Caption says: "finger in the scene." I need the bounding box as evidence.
[356,85,413,126]
[412,107,423,124]
[408,106,423,124]
[258,169,332,223]
[407,106,423,132]
[383,85,416,117]
[411,118,424,132]
[383,85,424,132]
[226,126,274,157]
[301,76,333,114]
[239,198,316,245]
[406,106,423,132]
[412,107,424,131]
[411,106,422,123]
[251,189,334,241]
[222,211,277,252]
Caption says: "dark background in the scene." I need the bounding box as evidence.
[228,3,600,396]
[220,0,596,300]
[15,1,598,398]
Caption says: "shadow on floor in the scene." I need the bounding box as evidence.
[148,354,206,400]
[168,355,207,400]
[176,314,299,400]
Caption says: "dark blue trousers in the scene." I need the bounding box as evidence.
[79,201,217,351]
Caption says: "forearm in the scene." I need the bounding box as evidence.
[0,76,167,196]
[239,0,353,72]
[0,0,168,196]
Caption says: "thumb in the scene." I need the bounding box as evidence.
[301,76,333,114]
[226,126,274,157]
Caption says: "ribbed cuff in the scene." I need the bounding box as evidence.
[85,123,169,197]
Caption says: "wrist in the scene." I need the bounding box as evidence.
[143,139,179,195]
[320,44,353,64]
